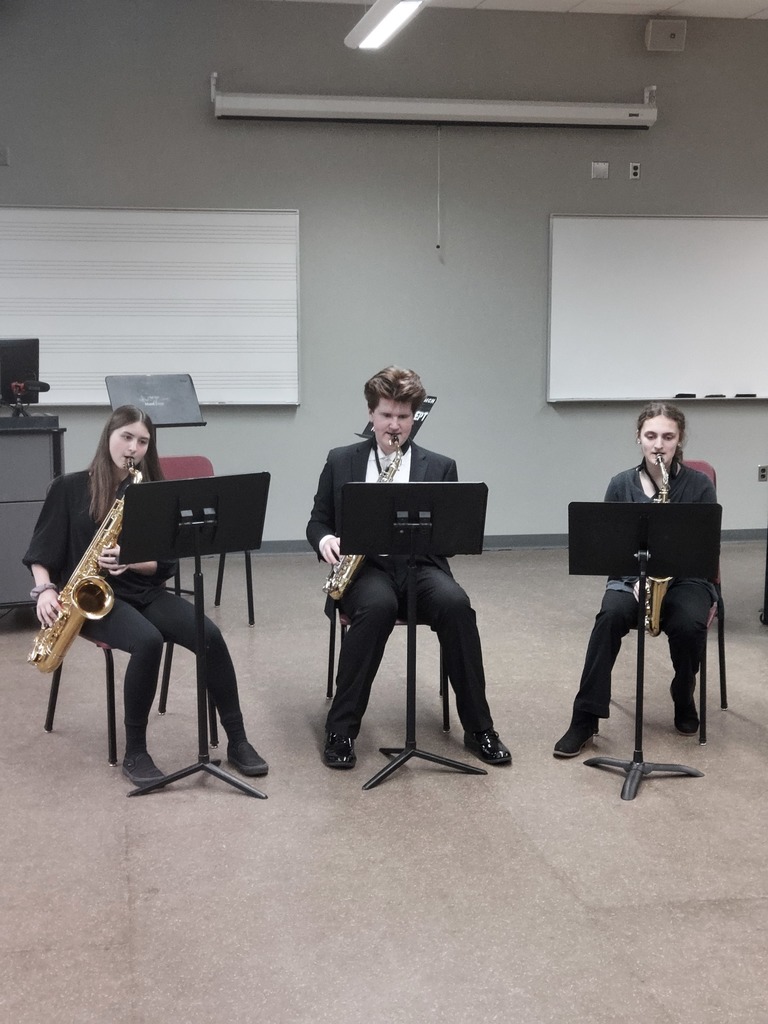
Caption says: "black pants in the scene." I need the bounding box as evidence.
[572,581,714,719]
[82,591,245,747]
[328,561,495,738]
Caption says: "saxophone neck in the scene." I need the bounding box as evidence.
[650,453,669,502]
[125,457,143,485]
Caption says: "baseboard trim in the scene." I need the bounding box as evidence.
[254,529,765,556]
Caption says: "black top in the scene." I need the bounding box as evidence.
[306,439,458,576]
[603,461,718,597]
[23,470,176,607]
[604,461,717,505]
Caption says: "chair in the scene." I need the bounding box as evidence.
[44,638,118,766]
[327,606,451,732]
[157,456,255,625]
[684,460,727,745]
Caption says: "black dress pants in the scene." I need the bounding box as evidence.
[572,581,714,719]
[328,561,495,738]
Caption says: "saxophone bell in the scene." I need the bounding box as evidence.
[27,460,143,673]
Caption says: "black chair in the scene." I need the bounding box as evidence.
[685,460,727,745]
[44,638,118,766]
[327,606,451,732]
[633,459,726,745]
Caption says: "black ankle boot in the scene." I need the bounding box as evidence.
[670,682,699,735]
[553,711,599,759]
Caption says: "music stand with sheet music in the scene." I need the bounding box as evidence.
[106,374,206,427]
[119,473,270,799]
[354,395,436,441]
[340,481,489,791]
[568,500,722,801]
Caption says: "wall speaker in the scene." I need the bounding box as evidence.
[645,19,687,52]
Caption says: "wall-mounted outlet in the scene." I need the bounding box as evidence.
[629,162,641,180]
[758,465,768,482]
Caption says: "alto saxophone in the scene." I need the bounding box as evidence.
[323,437,403,601]
[645,453,672,636]
[28,460,143,673]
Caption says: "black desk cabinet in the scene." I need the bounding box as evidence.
[0,424,65,607]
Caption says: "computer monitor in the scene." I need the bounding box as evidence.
[0,338,41,409]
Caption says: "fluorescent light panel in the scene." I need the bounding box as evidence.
[345,0,425,49]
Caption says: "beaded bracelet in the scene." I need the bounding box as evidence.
[30,582,58,600]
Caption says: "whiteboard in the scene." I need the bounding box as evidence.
[0,206,299,405]
[548,215,768,402]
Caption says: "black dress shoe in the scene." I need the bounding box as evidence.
[463,729,512,765]
[227,740,269,776]
[553,712,599,759]
[324,731,356,769]
[122,752,166,787]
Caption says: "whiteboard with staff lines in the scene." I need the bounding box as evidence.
[0,206,299,405]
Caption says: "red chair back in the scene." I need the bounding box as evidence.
[685,459,716,487]
[158,455,214,480]
[685,460,720,585]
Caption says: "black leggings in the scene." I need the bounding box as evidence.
[81,591,245,750]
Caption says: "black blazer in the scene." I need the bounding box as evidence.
[306,440,458,574]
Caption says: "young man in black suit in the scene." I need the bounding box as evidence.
[306,365,511,770]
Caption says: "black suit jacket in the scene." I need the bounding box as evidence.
[306,440,458,575]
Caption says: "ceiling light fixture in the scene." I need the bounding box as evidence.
[344,0,426,50]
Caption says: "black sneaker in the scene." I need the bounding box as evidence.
[227,740,269,776]
[553,713,599,758]
[122,752,166,787]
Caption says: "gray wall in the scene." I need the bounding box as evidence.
[2,0,767,544]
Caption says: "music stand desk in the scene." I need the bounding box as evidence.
[341,481,489,791]
[568,500,721,801]
[120,473,270,799]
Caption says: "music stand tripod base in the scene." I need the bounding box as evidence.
[127,757,267,799]
[582,754,703,802]
[363,745,487,791]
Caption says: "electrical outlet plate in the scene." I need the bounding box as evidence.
[630,162,641,179]
[758,465,768,482]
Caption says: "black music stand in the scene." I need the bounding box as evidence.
[105,373,206,427]
[568,500,722,801]
[340,481,490,791]
[119,473,271,799]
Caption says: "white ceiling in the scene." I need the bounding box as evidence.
[278,0,768,19]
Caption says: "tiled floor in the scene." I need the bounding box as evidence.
[2,542,766,1023]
